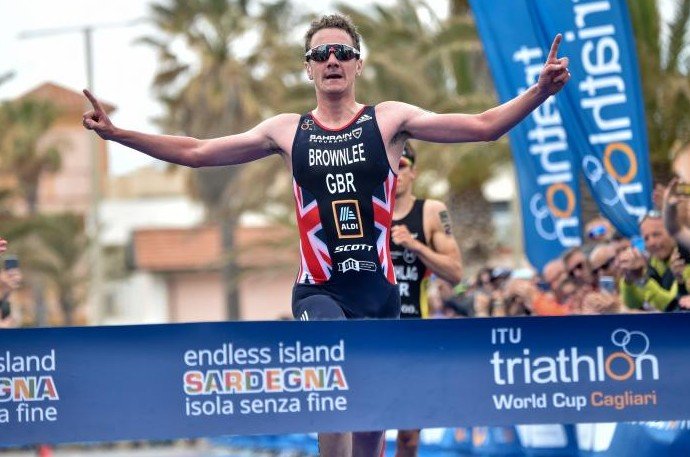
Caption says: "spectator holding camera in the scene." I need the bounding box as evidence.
[619,211,689,312]
[589,243,620,290]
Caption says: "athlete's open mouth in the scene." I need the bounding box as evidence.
[325,74,343,79]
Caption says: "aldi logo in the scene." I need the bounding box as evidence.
[332,200,363,239]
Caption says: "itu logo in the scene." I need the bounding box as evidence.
[606,328,652,381]
[582,145,646,219]
[528,192,580,247]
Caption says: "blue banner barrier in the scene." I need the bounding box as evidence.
[1,314,688,447]
[470,0,653,268]
[526,0,653,236]
[470,0,583,270]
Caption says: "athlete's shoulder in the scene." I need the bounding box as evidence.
[423,199,451,225]
[424,199,448,212]
[375,102,432,134]
[374,101,421,116]
[265,113,301,127]
[255,113,301,156]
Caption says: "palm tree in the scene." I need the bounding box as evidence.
[37,214,88,326]
[142,0,306,319]
[628,0,690,183]
[0,97,62,326]
[0,98,61,214]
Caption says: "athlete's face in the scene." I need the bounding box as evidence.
[395,158,416,198]
[305,28,363,95]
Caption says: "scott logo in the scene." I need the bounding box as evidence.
[334,244,374,253]
[332,200,363,239]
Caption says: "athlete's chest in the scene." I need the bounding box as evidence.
[293,116,387,196]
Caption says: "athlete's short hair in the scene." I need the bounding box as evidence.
[304,14,361,53]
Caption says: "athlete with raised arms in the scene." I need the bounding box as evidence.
[83,13,569,457]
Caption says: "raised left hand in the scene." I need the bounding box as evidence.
[537,34,571,97]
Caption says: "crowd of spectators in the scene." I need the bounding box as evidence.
[430,149,690,320]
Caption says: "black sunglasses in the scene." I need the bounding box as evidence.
[592,257,615,275]
[567,261,585,277]
[305,43,360,62]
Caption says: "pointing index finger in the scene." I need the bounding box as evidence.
[83,89,104,112]
[547,34,563,63]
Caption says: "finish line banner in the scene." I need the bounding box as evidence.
[1,313,689,447]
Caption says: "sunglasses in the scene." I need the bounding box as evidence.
[567,261,585,277]
[305,43,360,62]
[592,257,615,275]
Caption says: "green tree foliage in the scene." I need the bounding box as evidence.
[628,0,690,183]
[143,0,307,319]
[0,99,61,214]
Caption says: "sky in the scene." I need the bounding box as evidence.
[0,0,674,176]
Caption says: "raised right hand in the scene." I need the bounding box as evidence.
[82,89,116,140]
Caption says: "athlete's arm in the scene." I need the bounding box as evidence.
[421,200,463,283]
[389,35,569,144]
[391,201,463,284]
[82,90,296,167]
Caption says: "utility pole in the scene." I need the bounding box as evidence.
[19,19,144,324]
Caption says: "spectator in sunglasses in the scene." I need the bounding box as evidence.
[584,216,614,244]
[81,12,570,457]
[563,247,594,287]
[619,211,689,311]
[589,244,619,280]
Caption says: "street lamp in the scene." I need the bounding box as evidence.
[19,19,145,324]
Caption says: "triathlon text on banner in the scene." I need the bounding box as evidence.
[0,314,688,447]
[470,0,653,269]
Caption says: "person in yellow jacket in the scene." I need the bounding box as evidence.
[619,211,690,311]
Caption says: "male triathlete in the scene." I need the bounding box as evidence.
[83,13,570,457]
